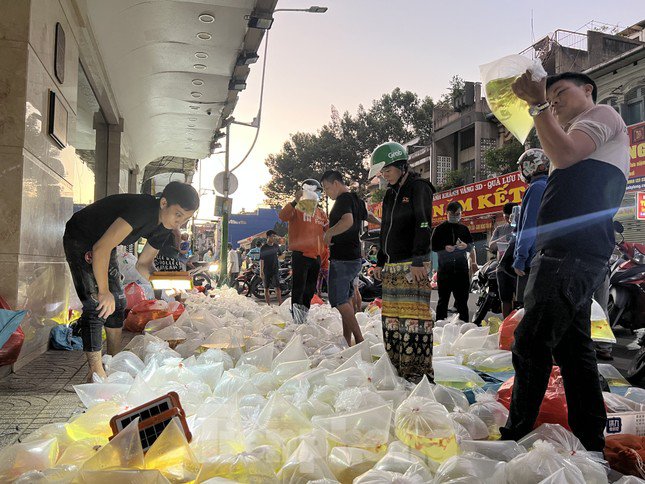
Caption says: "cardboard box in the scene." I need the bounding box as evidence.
[605,411,645,437]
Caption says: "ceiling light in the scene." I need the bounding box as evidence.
[191,92,202,98]
[196,32,212,40]
[198,13,215,23]
[193,64,207,70]
[236,52,260,66]
[190,106,199,110]
[192,79,204,86]
[248,15,273,30]
[195,52,208,59]
[188,117,197,121]
[228,79,247,91]
[187,124,196,128]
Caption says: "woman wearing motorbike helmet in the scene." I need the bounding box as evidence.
[514,148,550,304]
[370,141,436,382]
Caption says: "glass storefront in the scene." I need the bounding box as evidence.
[72,63,106,211]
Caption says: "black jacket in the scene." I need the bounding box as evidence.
[377,173,435,267]
[431,221,474,272]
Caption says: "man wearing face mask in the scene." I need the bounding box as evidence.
[431,202,478,322]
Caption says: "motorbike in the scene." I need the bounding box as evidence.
[608,221,645,331]
[358,272,382,303]
[233,265,256,296]
[251,262,293,300]
[471,255,502,326]
[190,260,219,292]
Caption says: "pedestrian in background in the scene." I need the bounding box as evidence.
[260,230,283,306]
[321,170,369,346]
[490,203,517,318]
[227,243,240,284]
[431,202,478,323]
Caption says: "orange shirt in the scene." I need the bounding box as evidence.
[279,203,328,259]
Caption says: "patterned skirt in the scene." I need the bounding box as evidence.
[382,261,434,382]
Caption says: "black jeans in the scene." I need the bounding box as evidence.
[500,250,608,451]
[63,237,126,352]
[291,251,320,310]
[436,268,470,322]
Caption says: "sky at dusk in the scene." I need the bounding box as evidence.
[193,0,643,219]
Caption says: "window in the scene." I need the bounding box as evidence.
[462,160,475,184]
[622,86,645,126]
[436,156,452,187]
[460,128,475,150]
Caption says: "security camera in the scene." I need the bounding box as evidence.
[206,109,212,116]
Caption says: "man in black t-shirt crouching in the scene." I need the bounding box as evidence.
[64,182,199,381]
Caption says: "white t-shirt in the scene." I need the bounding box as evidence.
[227,249,240,273]
[566,104,630,179]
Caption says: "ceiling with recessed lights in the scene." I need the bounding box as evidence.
[84,0,275,171]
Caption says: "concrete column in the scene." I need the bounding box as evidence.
[474,122,482,181]
[128,167,139,194]
[94,115,124,199]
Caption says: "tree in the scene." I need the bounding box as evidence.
[436,75,465,110]
[263,89,435,206]
[370,188,387,203]
[482,129,542,176]
[440,169,467,191]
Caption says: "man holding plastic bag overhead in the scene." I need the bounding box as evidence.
[499,69,630,453]
[279,179,328,324]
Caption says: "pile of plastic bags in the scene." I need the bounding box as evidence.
[1,288,643,483]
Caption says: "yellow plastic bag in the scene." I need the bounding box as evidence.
[480,54,547,144]
[144,419,200,483]
[80,418,144,471]
[76,469,171,483]
[65,401,122,442]
[590,299,616,344]
[0,438,59,481]
[195,452,276,483]
[395,396,459,463]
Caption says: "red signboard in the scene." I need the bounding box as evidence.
[367,202,382,231]
[432,171,527,224]
[628,121,645,192]
[637,192,645,221]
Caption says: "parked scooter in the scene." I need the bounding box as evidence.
[233,264,256,296]
[251,263,293,299]
[608,221,645,331]
[471,251,502,326]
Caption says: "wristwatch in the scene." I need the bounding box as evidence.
[529,102,550,117]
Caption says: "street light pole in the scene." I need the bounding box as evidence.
[218,6,327,286]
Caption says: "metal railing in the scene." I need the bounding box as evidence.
[519,29,588,60]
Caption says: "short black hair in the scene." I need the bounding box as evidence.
[503,202,518,215]
[161,181,200,211]
[320,170,344,185]
[546,72,597,103]
[227,243,232,249]
[266,230,277,237]
[256,240,263,247]
[447,201,462,213]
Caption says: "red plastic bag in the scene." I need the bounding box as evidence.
[605,434,645,478]
[0,327,25,366]
[499,309,524,351]
[310,294,324,306]
[124,300,170,333]
[497,366,570,430]
[168,301,185,320]
[369,298,382,309]
[124,283,147,310]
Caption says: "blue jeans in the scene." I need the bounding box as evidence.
[328,259,362,308]
[500,249,608,451]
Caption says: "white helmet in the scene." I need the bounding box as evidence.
[518,148,550,183]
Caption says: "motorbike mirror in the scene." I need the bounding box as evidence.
[613,220,624,234]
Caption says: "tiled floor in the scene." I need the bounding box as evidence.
[0,333,134,449]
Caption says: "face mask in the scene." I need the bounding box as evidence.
[448,214,461,224]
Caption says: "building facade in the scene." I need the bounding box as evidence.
[0,0,274,371]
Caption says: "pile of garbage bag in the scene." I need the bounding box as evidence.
[1,288,643,483]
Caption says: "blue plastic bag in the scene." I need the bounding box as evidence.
[50,325,83,351]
